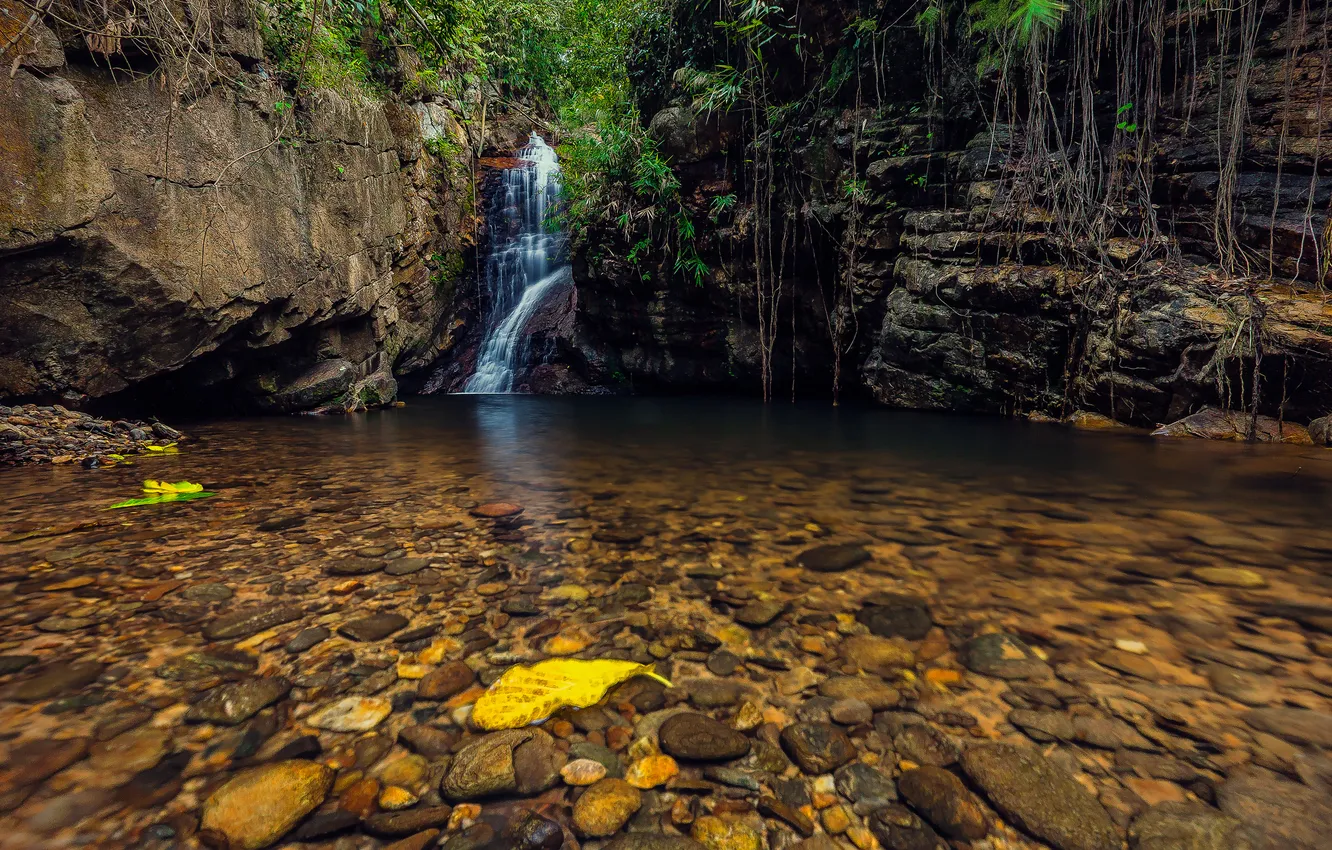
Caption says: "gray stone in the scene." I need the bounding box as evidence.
[898,766,988,840]
[605,835,706,850]
[338,612,408,642]
[734,599,785,627]
[1217,770,1332,849]
[1009,709,1075,742]
[5,661,105,702]
[363,805,454,837]
[261,360,355,412]
[513,733,564,794]
[1207,665,1278,706]
[1241,707,1332,747]
[186,677,290,725]
[683,678,751,708]
[1128,802,1262,850]
[960,744,1118,850]
[869,803,948,850]
[568,743,624,780]
[285,627,330,654]
[441,729,539,800]
[892,724,959,767]
[182,583,234,603]
[834,762,897,811]
[857,599,933,640]
[818,676,900,710]
[328,557,386,576]
[960,633,1051,680]
[1072,715,1155,750]
[795,543,871,573]
[203,605,303,641]
[385,558,432,576]
[780,723,856,774]
[0,656,37,675]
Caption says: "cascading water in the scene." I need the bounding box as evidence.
[462,134,569,393]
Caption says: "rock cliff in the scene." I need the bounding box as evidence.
[554,0,1332,428]
[0,0,476,413]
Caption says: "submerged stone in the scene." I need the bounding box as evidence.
[795,543,871,573]
[200,760,333,850]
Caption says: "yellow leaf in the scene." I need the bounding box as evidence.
[142,479,204,494]
[471,659,671,730]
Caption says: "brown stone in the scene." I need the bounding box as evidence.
[418,661,476,700]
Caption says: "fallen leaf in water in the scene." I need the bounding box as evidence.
[472,659,670,730]
[110,479,215,509]
[143,480,203,494]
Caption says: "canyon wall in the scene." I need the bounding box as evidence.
[557,0,1332,428]
[0,0,477,413]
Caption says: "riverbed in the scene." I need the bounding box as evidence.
[1,397,1330,849]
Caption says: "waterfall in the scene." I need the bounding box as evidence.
[462,133,568,394]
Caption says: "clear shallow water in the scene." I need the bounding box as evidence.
[1,397,1330,848]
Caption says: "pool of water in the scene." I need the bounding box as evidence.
[1,397,1329,848]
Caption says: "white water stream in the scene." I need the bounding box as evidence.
[462,134,567,393]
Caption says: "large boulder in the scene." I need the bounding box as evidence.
[1152,407,1313,444]
[253,360,356,413]
[0,34,471,411]
[1309,415,1331,445]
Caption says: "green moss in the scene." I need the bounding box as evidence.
[429,250,465,290]
[358,384,383,406]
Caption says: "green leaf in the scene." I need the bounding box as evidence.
[110,491,216,510]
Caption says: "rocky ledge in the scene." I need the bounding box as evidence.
[0,404,183,467]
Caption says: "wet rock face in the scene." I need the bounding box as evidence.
[0,12,473,412]
[562,0,1332,426]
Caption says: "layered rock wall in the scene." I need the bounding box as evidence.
[561,0,1332,427]
[0,0,475,413]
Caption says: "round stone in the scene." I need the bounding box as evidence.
[659,713,751,761]
[306,697,392,732]
[417,661,476,700]
[818,675,900,710]
[734,600,785,627]
[200,760,333,850]
[472,503,524,518]
[780,722,856,774]
[625,754,679,789]
[562,758,608,786]
[898,766,989,840]
[857,603,933,641]
[692,815,762,850]
[795,543,871,573]
[960,633,1050,680]
[573,778,642,837]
